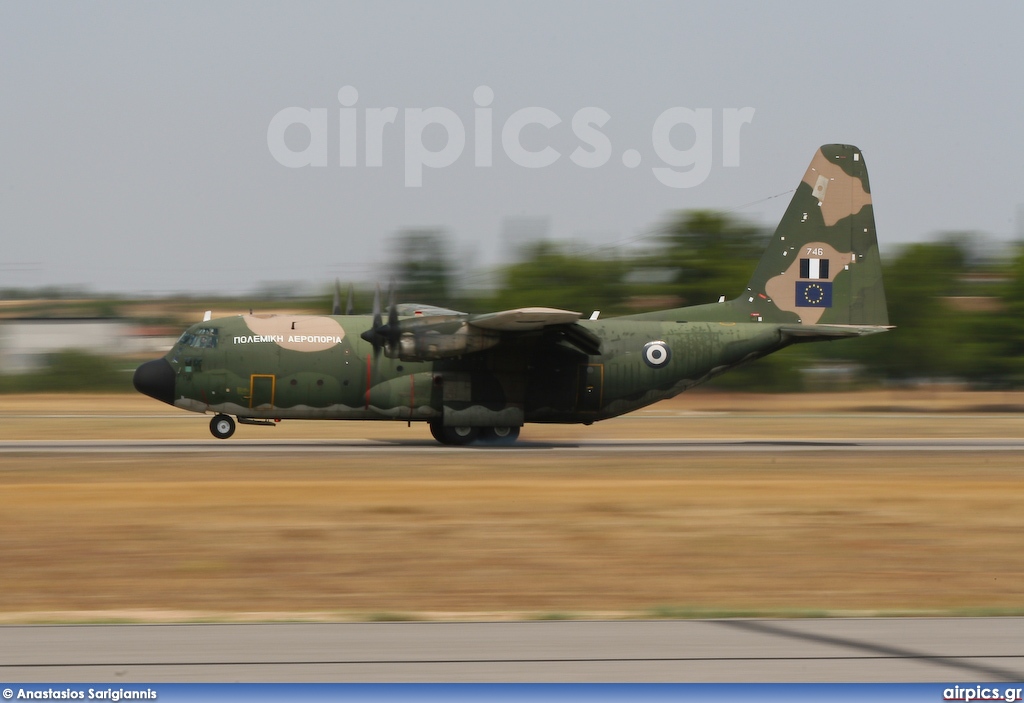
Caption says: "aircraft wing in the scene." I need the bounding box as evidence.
[374,306,602,360]
[394,303,466,317]
[468,307,582,331]
[470,307,602,356]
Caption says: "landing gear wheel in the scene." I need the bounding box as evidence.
[429,422,479,446]
[210,414,236,439]
[480,426,521,445]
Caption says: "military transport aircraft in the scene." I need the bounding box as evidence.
[134,144,889,445]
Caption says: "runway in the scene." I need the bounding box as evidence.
[2,618,1023,682]
[3,402,1022,685]
[2,437,1024,454]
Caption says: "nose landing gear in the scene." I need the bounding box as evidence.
[210,414,236,439]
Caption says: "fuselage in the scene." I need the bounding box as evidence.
[134,312,789,425]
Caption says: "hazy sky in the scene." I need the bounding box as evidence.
[2,1,1022,295]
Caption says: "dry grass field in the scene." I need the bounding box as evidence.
[1,390,1023,623]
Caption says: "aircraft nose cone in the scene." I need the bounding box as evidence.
[133,358,176,405]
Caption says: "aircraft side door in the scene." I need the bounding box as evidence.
[250,374,276,409]
[577,363,603,412]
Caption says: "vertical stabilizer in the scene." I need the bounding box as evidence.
[736,144,888,325]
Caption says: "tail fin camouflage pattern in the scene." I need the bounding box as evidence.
[628,144,889,329]
[735,143,888,326]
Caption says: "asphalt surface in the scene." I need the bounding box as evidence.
[1,618,1022,682]
[2,438,1024,454]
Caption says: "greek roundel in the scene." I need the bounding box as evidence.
[643,340,672,368]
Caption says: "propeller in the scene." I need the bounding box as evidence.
[360,282,401,358]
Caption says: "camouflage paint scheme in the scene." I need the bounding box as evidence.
[134,145,890,443]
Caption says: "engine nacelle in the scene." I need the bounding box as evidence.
[393,324,500,361]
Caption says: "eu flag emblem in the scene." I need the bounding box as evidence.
[795,281,833,307]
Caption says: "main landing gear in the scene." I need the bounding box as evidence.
[210,414,236,439]
[429,422,521,446]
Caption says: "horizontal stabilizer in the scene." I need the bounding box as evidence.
[779,323,893,340]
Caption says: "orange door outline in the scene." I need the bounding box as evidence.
[249,374,276,408]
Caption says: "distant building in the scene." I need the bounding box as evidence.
[0,318,132,374]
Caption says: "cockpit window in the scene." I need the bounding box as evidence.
[178,328,219,349]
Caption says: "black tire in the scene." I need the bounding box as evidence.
[429,422,479,446]
[210,414,236,439]
[480,426,521,445]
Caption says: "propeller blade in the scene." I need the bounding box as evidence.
[360,283,385,360]
[386,281,400,354]
[387,282,398,324]
[331,280,342,315]
[345,283,355,315]
[371,283,382,330]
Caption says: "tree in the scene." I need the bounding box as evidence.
[389,229,456,307]
[815,240,973,381]
[492,241,627,315]
[649,210,768,306]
